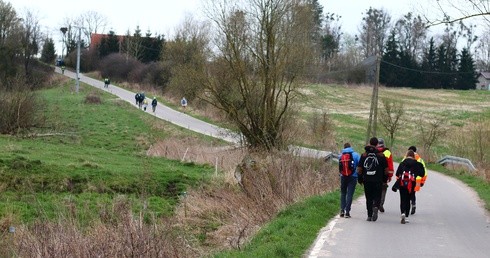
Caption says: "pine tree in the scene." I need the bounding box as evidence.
[380,31,400,87]
[40,37,56,64]
[98,30,119,58]
[421,38,437,88]
[456,48,477,90]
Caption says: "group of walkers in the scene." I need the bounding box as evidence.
[338,137,427,224]
[134,92,158,113]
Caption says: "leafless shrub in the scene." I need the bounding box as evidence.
[84,91,102,104]
[0,76,45,135]
[98,53,141,82]
[379,98,405,148]
[1,198,190,258]
[448,117,490,180]
[307,112,336,150]
[417,116,448,161]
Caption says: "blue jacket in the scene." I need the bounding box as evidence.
[340,147,360,178]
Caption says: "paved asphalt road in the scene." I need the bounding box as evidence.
[307,164,490,258]
[58,68,489,257]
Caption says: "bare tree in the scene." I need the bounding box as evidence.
[0,0,22,84]
[425,0,490,26]
[379,98,404,148]
[164,14,210,100]
[203,0,316,150]
[19,9,43,76]
[358,7,391,58]
[80,10,108,47]
[121,27,144,61]
[394,12,427,61]
[417,117,448,159]
[474,27,490,70]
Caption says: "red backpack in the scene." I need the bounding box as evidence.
[399,170,415,193]
[339,152,355,176]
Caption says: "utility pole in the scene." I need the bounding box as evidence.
[365,55,380,144]
[75,26,81,93]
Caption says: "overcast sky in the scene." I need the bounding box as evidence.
[7,0,469,53]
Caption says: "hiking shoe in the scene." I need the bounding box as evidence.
[372,207,379,221]
[340,210,345,217]
[379,206,385,213]
[405,218,410,223]
[366,217,372,221]
[401,213,406,224]
[411,206,416,215]
[345,212,351,218]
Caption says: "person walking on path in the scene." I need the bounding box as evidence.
[143,98,149,111]
[403,145,427,215]
[339,143,360,218]
[393,150,425,224]
[376,138,394,213]
[357,137,388,222]
[181,97,187,109]
[151,97,158,113]
[104,77,110,88]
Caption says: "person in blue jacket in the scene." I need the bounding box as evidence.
[339,142,360,218]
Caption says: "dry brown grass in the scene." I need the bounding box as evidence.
[0,203,190,258]
[148,137,337,255]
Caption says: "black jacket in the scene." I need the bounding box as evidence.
[357,145,388,183]
[396,158,425,180]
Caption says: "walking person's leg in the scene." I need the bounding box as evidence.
[364,183,373,221]
[400,188,411,223]
[345,176,357,218]
[411,192,416,214]
[379,183,388,212]
[340,176,347,217]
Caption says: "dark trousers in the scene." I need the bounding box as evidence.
[411,192,416,205]
[380,183,388,207]
[399,188,415,217]
[363,181,382,217]
[340,176,357,212]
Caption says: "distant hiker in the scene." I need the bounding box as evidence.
[104,77,110,88]
[403,145,427,215]
[135,92,145,109]
[376,138,394,213]
[61,65,65,74]
[143,98,148,111]
[181,97,187,109]
[357,137,388,222]
[339,142,360,218]
[393,150,425,224]
[151,97,157,113]
[135,92,141,107]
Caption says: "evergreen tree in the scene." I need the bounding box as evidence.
[398,49,421,88]
[456,48,477,90]
[40,37,56,64]
[380,31,400,87]
[140,31,165,63]
[421,38,437,88]
[98,30,119,58]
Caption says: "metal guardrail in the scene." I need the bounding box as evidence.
[324,152,340,162]
[437,155,477,171]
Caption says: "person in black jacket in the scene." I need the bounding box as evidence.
[393,150,425,224]
[357,137,388,222]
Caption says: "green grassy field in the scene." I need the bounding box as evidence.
[0,81,215,224]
